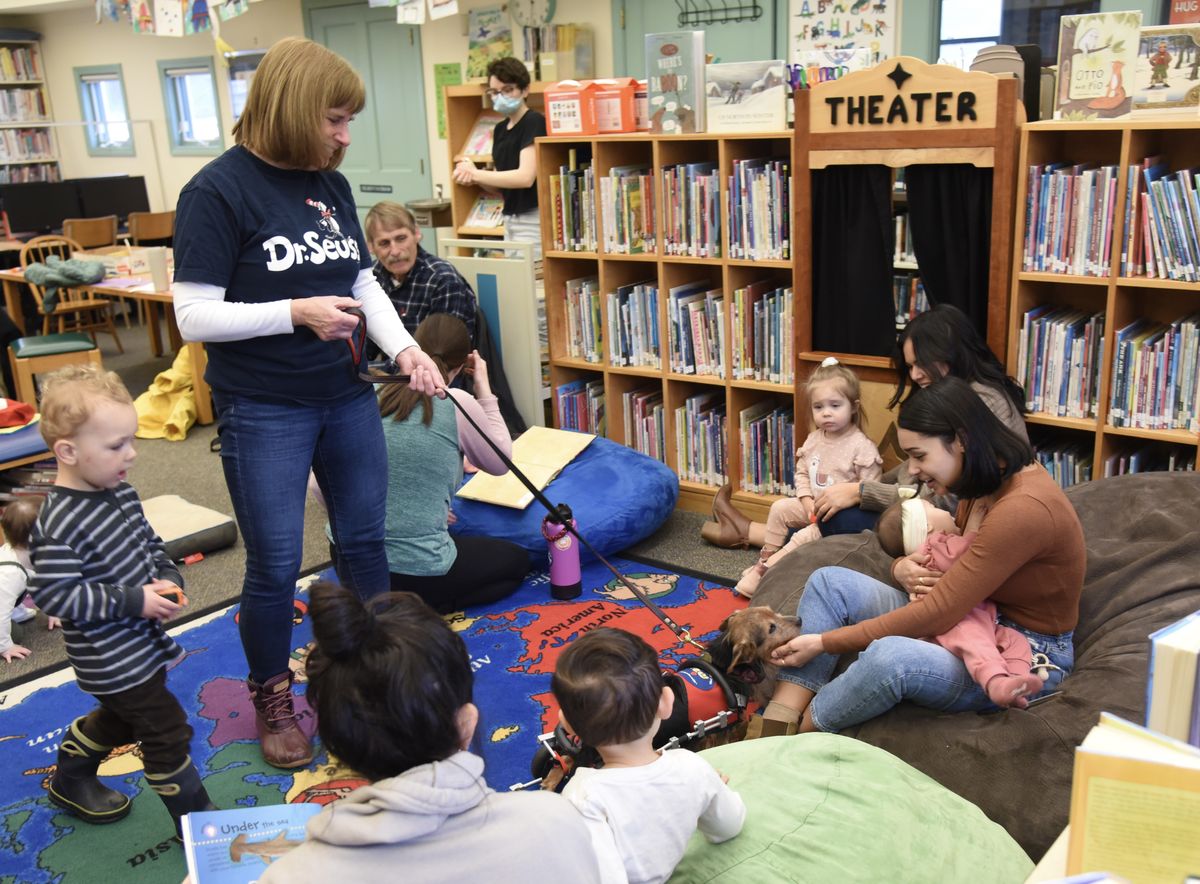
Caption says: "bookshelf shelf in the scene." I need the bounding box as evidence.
[1008,118,1200,485]
[456,225,504,237]
[0,40,58,184]
[537,129,796,516]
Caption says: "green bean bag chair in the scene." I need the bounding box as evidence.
[670,733,1032,883]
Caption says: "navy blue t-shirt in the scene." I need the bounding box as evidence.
[173,146,372,405]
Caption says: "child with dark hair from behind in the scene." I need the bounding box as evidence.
[1,495,60,662]
[553,628,746,884]
[259,583,600,883]
[876,492,1045,707]
[28,365,214,837]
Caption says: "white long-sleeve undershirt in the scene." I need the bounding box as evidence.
[173,267,417,360]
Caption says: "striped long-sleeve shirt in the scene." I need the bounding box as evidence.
[29,484,184,695]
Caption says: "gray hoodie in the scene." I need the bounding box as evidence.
[259,751,601,883]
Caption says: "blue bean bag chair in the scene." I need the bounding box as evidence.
[450,435,679,566]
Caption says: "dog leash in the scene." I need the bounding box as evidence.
[345,308,708,656]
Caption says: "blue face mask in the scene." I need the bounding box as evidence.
[492,93,523,115]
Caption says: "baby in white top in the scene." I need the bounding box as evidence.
[552,628,746,884]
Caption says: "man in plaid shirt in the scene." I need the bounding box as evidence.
[366,201,477,344]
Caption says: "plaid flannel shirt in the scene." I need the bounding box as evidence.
[371,246,477,345]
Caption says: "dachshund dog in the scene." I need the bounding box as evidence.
[715,606,803,708]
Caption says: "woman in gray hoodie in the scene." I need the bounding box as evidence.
[260,585,600,883]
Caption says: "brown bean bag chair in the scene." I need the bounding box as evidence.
[752,471,1200,861]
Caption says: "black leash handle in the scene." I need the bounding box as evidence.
[348,308,707,654]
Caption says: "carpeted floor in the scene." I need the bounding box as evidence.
[0,558,745,883]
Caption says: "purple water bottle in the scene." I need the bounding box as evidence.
[542,504,581,601]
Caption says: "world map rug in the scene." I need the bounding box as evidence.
[0,557,745,883]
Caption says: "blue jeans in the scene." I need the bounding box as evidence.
[776,566,1074,732]
[213,387,389,682]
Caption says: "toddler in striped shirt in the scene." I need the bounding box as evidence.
[29,365,215,839]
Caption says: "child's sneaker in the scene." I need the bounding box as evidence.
[734,561,767,598]
[10,595,36,624]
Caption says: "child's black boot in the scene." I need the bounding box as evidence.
[144,756,216,840]
[48,717,132,823]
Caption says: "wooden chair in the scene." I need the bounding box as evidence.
[62,215,139,327]
[128,210,175,245]
[19,235,124,354]
[62,215,118,249]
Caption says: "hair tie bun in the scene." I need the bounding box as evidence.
[820,356,840,368]
[900,497,927,556]
[309,581,377,661]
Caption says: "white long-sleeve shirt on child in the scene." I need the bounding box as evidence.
[0,542,32,654]
[562,749,746,884]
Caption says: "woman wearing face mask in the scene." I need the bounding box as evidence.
[452,57,545,262]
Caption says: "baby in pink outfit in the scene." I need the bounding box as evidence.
[876,496,1044,708]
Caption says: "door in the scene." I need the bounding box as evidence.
[308,4,433,230]
[614,0,783,79]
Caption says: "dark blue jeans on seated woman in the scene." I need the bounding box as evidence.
[775,566,1074,732]
[213,386,389,683]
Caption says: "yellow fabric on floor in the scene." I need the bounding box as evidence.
[134,349,197,441]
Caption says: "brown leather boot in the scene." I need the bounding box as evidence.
[247,672,313,769]
[701,484,752,549]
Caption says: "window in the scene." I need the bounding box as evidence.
[74,65,133,157]
[224,49,266,121]
[938,0,1102,70]
[158,57,223,156]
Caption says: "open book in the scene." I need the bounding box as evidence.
[1067,712,1200,880]
[182,803,321,883]
[455,425,594,509]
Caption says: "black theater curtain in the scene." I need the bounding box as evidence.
[812,165,895,357]
[905,163,993,337]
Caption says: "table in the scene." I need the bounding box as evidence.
[0,268,213,426]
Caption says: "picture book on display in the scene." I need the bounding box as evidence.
[457,110,505,160]
[1067,713,1200,880]
[1132,24,1200,115]
[704,60,788,133]
[1055,10,1143,119]
[182,803,321,883]
[1146,610,1200,746]
[645,31,706,134]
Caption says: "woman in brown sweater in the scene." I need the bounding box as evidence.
[747,377,1085,738]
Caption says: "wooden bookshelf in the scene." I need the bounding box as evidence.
[536,130,795,521]
[1008,118,1200,483]
[0,39,59,185]
[444,82,548,242]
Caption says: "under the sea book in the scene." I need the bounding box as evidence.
[182,802,321,883]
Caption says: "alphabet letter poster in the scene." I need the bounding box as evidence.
[788,0,897,66]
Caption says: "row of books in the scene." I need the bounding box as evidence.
[1033,439,1093,489]
[1020,162,1120,277]
[0,161,56,183]
[1109,314,1200,431]
[738,400,795,496]
[1121,155,1200,282]
[667,282,725,379]
[1102,444,1196,478]
[548,159,597,252]
[598,165,655,255]
[0,459,57,503]
[891,273,929,331]
[555,379,605,434]
[0,87,48,124]
[893,212,917,266]
[562,276,602,363]
[623,387,666,463]
[731,282,793,385]
[1015,306,1105,419]
[727,158,790,261]
[661,161,720,258]
[0,46,40,81]
[607,281,660,369]
[0,127,52,162]
[674,392,727,486]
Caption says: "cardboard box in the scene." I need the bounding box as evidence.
[634,79,650,131]
[73,246,152,278]
[544,80,601,136]
[592,77,637,133]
